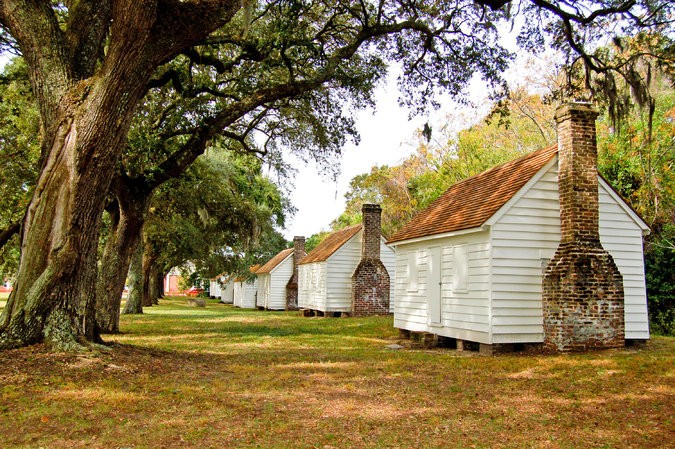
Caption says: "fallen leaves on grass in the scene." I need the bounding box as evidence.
[0,298,672,449]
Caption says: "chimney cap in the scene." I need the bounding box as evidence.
[555,102,599,122]
[362,203,382,212]
[293,235,305,241]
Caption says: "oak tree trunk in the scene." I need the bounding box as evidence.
[0,94,131,350]
[123,241,144,315]
[142,243,158,307]
[0,46,152,351]
[147,263,161,306]
[0,0,241,351]
[157,270,165,299]
[95,182,150,333]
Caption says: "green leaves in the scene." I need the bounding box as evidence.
[144,148,290,280]
[0,58,40,277]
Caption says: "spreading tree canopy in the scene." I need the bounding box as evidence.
[0,0,672,350]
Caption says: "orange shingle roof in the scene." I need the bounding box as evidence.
[388,145,558,243]
[300,224,362,264]
[256,248,294,274]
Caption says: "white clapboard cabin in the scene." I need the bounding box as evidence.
[298,207,396,316]
[388,105,649,352]
[219,274,235,304]
[209,275,224,299]
[233,265,260,309]
[256,248,294,310]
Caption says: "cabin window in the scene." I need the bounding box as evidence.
[453,245,468,293]
[407,250,419,292]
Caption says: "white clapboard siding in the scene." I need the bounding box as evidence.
[266,254,294,310]
[491,166,574,342]
[598,179,650,339]
[441,239,491,343]
[209,280,222,298]
[298,262,326,310]
[393,244,428,330]
[380,240,397,313]
[233,282,243,307]
[299,230,397,313]
[234,278,258,309]
[324,231,362,312]
[256,274,270,308]
[220,280,234,304]
[393,232,492,343]
[240,279,258,309]
[489,163,650,342]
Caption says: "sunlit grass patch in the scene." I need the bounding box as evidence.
[0,296,672,448]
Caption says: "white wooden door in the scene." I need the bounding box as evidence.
[428,246,442,325]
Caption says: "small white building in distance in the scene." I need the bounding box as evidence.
[298,204,396,316]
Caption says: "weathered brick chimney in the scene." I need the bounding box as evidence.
[542,102,625,352]
[351,204,390,316]
[286,236,305,311]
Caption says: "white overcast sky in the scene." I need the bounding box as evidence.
[277,20,555,241]
[278,50,551,241]
[279,78,479,241]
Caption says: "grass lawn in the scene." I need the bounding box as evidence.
[0,297,673,449]
[0,290,8,309]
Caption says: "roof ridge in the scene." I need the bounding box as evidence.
[300,223,363,264]
[389,144,558,243]
[256,247,294,274]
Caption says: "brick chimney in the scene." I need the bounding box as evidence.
[351,204,390,316]
[285,236,305,311]
[542,103,625,352]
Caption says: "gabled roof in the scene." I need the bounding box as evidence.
[389,145,558,243]
[234,264,261,282]
[256,248,294,274]
[300,224,362,264]
[210,271,230,281]
[221,274,236,284]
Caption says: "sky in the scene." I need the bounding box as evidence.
[279,79,431,240]
[278,60,537,241]
[277,21,550,241]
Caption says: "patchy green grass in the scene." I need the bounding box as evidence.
[0,290,9,307]
[0,297,673,448]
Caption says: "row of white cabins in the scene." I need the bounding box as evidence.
[203,102,650,352]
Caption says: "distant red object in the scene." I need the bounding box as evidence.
[185,287,204,297]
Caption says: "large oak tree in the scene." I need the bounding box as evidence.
[0,0,671,350]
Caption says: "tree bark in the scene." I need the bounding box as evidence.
[123,239,144,315]
[0,79,146,350]
[0,1,240,350]
[147,262,161,306]
[157,270,166,299]
[142,243,158,307]
[0,222,20,250]
[0,8,156,351]
[95,177,151,333]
